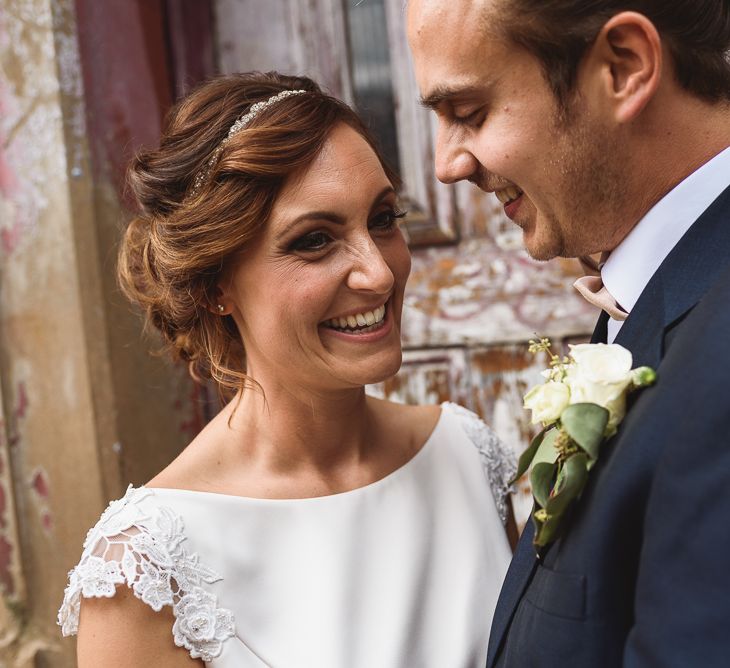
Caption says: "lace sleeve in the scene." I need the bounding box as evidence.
[444,402,517,525]
[58,485,235,662]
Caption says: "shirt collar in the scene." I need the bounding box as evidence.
[602,145,730,316]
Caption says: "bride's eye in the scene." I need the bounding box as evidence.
[289,231,333,253]
[370,209,407,232]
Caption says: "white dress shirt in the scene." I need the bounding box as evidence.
[601,145,730,343]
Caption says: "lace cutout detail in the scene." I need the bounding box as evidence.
[58,486,235,662]
[444,402,516,524]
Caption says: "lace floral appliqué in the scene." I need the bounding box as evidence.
[58,486,235,662]
[445,402,517,524]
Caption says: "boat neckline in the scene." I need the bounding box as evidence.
[143,403,452,505]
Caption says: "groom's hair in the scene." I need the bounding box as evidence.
[494,0,730,108]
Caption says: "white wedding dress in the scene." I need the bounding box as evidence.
[59,402,515,667]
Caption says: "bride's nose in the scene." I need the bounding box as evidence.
[345,237,394,295]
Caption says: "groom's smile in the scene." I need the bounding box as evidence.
[493,185,524,219]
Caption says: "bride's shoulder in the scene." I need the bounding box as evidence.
[58,484,235,662]
[439,402,517,524]
[371,398,442,445]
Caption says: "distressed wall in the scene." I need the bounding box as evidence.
[0,1,211,664]
[0,1,111,663]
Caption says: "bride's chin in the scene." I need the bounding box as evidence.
[347,352,403,388]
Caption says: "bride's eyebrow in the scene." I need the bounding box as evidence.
[274,186,396,241]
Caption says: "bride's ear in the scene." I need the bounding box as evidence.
[583,11,663,124]
[208,285,231,316]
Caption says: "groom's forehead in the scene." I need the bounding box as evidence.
[407,0,498,33]
[408,0,512,100]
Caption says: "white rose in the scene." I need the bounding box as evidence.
[568,343,633,384]
[566,344,634,434]
[523,381,571,425]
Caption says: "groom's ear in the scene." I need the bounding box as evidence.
[581,11,663,124]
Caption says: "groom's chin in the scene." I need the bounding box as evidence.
[522,230,563,262]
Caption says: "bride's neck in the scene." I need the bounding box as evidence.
[225,380,379,475]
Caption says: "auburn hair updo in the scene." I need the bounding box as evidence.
[119,72,400,394]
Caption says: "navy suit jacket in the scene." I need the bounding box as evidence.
[488,184,730,667]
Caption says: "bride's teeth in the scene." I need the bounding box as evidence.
[326,303,388,331]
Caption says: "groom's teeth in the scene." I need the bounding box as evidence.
[495,186,523,204]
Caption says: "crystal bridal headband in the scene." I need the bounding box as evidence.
[188,89,308,198]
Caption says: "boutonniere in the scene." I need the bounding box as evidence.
[513,339,656,549]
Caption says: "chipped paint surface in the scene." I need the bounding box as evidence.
[0,1,66,266]
[28,468,53,535]
[404,238,597,348]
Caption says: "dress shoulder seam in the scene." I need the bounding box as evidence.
[442,402,516,524]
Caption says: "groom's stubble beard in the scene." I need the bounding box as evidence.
[465,97,629,261]
[538,101,629,260]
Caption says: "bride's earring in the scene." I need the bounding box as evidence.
[217,304,226,314]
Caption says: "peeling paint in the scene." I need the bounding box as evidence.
[404,238,597,349]
[28,467,53,536]
[12,383,27,421]
[0,0,64,263]
[29,469,48,499]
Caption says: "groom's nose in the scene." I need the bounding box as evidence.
[434,125,479,184]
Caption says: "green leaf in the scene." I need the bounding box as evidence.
[546,453,589,517]
[530,462,556,508]
[533,511,564,547]
[561,403,609,459]
[533,428,560,466]
[511,427,549,483]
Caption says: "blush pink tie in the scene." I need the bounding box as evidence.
[573,254,628,321]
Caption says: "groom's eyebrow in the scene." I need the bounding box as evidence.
[419,85,483,110]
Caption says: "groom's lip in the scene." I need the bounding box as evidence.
[504,193,524,220]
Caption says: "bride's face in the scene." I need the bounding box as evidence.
[222,123,411,393]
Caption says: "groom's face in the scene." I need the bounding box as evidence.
[407,0,627,260]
